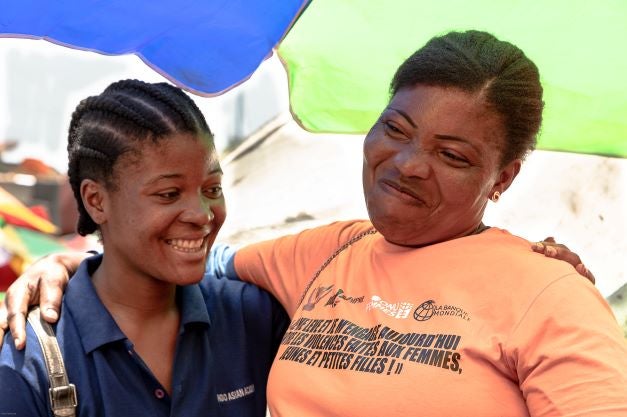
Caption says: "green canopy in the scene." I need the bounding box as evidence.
[279,0,627,157]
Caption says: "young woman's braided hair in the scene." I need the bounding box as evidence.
[67,79,212,236]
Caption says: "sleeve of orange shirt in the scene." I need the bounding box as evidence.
[507,275,627,416]
[234,220,372,316]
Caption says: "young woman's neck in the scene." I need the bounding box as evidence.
[91,255,181,394]
[91,258,178,321]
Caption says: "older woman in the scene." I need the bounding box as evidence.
[2,30,626,416]
[225,30,627,416]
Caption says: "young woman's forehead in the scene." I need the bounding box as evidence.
[116,134,220,177]
[136,132,215,156]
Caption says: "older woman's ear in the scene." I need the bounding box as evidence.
[491,159,522,199]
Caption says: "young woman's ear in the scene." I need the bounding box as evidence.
[80,179,108,225]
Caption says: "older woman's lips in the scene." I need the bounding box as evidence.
[380,179,426,206]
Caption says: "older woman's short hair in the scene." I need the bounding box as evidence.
[390,30,543,166]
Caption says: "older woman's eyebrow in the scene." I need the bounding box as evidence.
[388,107,417,128]
[434,134,481,153]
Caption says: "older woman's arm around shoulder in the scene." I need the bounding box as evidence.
[508,275,627,416]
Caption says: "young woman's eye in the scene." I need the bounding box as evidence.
[157,190,180,200]
[204,186,223,199]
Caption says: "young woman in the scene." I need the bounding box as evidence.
[0,80,287,417]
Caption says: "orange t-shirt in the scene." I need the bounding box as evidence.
[235,220,627,417]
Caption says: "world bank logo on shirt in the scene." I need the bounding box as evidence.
[413,300,436,321]
[413,300,471,322]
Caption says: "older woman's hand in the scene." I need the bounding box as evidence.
[532,237,595,284]
[0,251,88,350]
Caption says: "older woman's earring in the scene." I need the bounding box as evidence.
[491,191,501,202]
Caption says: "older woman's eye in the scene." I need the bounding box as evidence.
[384,121,400,132]
[441,151,469,164]
[381,121,406,138]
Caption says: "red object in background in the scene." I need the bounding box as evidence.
[28,205,52,221]
[0,205,53,232]
[0,263,18,292]
[18,158,59,176]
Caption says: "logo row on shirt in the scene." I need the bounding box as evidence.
[302,285,470,322]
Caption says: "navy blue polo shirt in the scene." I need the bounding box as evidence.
[0,252,288,417]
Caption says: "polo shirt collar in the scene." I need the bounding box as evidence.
[177,279,211,330]
[65,254,210,354]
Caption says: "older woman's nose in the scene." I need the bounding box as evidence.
[394,147,431,179]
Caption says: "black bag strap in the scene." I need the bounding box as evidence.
[297,228,376,309]
[27,307,77,417]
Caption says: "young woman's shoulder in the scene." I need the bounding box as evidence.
[0,324,52,416]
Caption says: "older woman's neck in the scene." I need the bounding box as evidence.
[386,222,490,248]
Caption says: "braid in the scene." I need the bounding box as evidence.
[86,95,169,136]
[75,144,111,163]
[148,87,201,132]
[106,80,211,135]
[67,100,92,149]
[150,83,211,134]
[67,79,214,236]
[122,82,194,131]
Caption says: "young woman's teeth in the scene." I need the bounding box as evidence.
[167,238,204,252]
